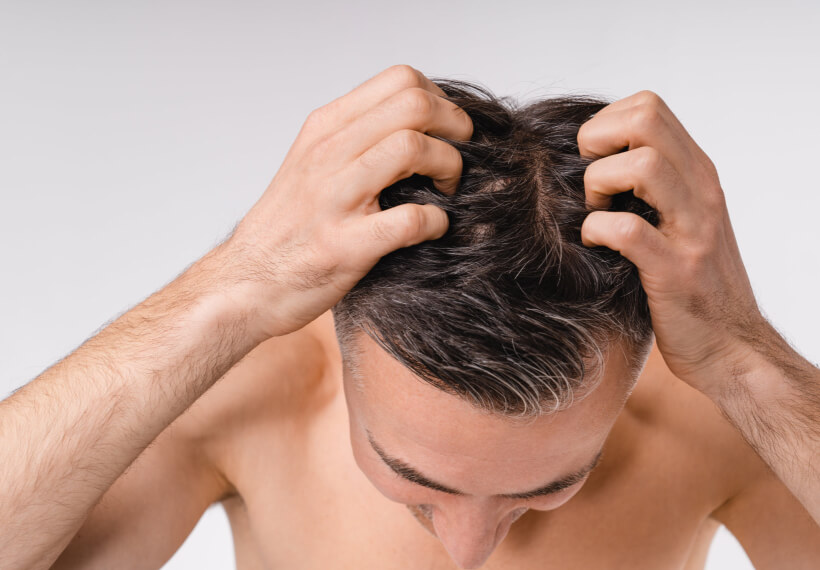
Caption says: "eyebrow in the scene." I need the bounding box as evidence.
[366,430,604,500]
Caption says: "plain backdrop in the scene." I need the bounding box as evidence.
[2,1,818,568]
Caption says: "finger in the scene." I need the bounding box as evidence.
[360,203,449,260]
[577,93,698,173]
[581,211,669,273]
[341,130,463,202]
[322,87,474,168]
[588,89,669,118]
[583,146,687,216]
[577,105,694,170]
[299,65,447,147]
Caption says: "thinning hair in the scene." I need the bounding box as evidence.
[332,78,658,417]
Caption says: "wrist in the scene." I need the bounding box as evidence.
[708,317,812,409]
[189,234,333,342]
[179,239,290,346]
[172,250,263,343]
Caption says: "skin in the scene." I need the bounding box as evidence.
[577,92,820,518]
[0,65,818,569]
[343,331,641,569]
[49,311,820,568]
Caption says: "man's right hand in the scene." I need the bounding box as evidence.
[0,64,473,570]
[211,64,473,340]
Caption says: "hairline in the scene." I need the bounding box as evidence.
[335,323,646,420]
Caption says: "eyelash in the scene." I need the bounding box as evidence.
[397,477,583,502]
[379,451,589,500]
[512,478,586,501]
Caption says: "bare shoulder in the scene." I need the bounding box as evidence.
[165,310,343,495]
[630,342,820,565]
[186,309,340,422]
[52,313,344,568]
[624,340,770,507]
[624,341,820,567]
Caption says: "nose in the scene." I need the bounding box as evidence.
[431,501,527,569]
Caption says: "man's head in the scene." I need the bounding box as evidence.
[331,79,658,568]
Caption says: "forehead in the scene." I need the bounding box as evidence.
[342,331,639,495]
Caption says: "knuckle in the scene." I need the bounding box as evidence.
[391,129,426,161]
[700,180,726,209]
[702,154,720,180]
[370,217,394,244]
[615,214,644,244]
[304,105,330,131]
[630,105,664,134]
[383,64,425,90]
[394,206,425,243]
[307,134,335,163]
[395,87,435,117]
[633,90,665,108]
[695,156,725,205]
[683,241,711,270]
[709,186,727,209]
[358,141,392,174]
[404,207,426,240]
[632,146,664,178]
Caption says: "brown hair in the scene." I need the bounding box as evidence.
[332,79,658,416]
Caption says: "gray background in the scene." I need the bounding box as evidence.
[2,1,818,568]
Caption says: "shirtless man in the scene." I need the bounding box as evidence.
[1,65,818,569]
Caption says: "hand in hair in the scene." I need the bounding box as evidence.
[577,90,757,392]
[577,90,820,524]
[211,65,473,340]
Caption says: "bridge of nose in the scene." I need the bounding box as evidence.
[432,501,518,569]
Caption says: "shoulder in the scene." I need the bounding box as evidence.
[629,346,820,566]
[624,340,770,509]
[191,309,341,422]
[164,310,343,498]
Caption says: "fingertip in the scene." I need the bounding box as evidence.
[372,203,449,253]
[432,178,459,196]
[580,211,603,248]
[423,203,450,239]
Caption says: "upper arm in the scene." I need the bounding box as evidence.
[51,402,234,569]
[711,456,820,569]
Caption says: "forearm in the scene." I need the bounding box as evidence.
[714,318,820,525]
[0,65,464,569]
[0,244,264,570]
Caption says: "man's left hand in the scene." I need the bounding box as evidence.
[577,90,763,398]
